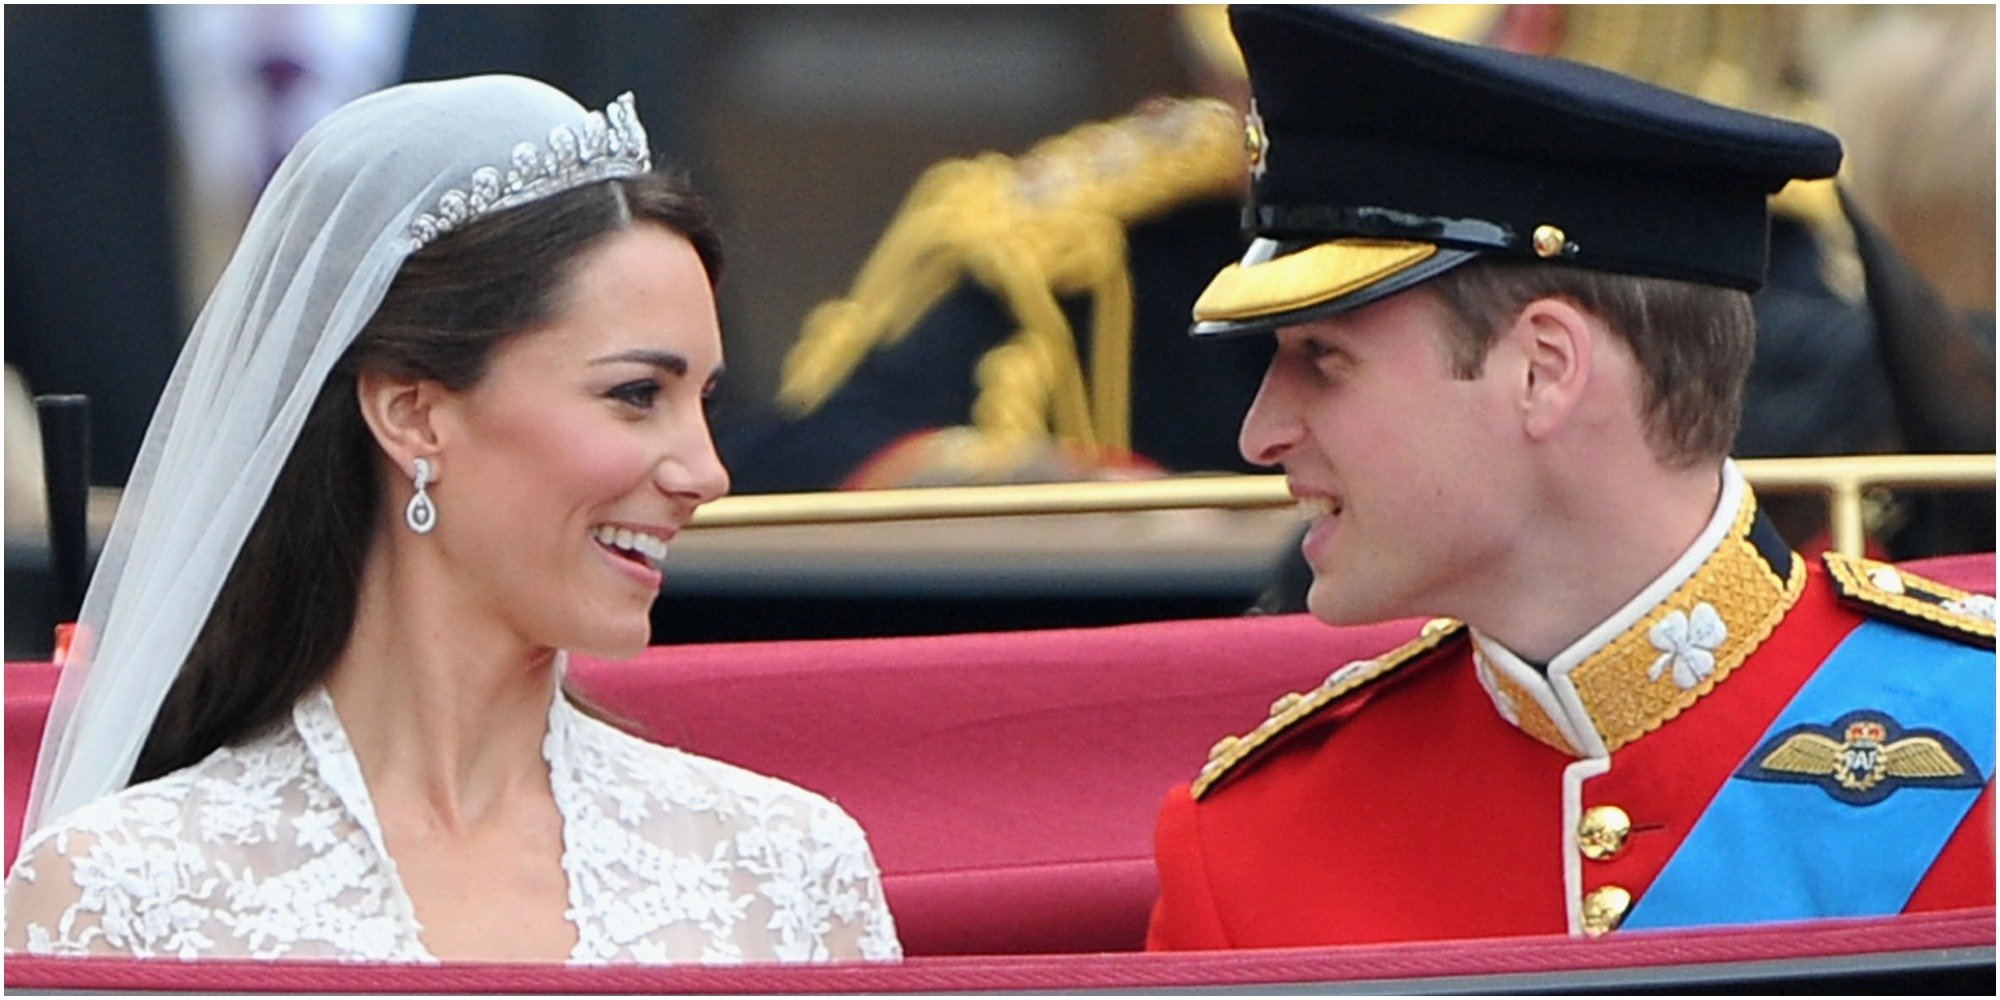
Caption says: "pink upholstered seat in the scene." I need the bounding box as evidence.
[7,551,1993,960]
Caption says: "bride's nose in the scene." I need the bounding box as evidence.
[656,417,730,505]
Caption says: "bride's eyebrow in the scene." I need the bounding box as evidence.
[590,348,687,377]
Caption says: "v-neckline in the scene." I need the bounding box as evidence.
[292,680,586,963]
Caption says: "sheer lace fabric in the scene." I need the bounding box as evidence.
[4,688,901,963]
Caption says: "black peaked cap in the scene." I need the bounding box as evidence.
[1191,4,1844,338]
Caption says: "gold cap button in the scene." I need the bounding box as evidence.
[1243,111,1267,170]
[1532,224,1568,258]
[1580,885,1632,937]
[1577,804,1632,861]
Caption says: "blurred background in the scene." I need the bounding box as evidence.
[6,4,1994,658]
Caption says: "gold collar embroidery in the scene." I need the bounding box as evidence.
[1472,479,1806,757]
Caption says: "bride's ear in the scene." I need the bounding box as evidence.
[354,371,450,475]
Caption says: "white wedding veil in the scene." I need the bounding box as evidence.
[23,75,653,836]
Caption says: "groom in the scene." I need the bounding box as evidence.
[1149,4,1994,948]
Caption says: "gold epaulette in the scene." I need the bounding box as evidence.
[1823,552,1996,649]
[1192,619,1468,800]
[776,97,1249,462]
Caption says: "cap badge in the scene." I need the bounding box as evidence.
[1243,103,1269,178]
[1532,224,1572,259]
[1736,710,1982,806]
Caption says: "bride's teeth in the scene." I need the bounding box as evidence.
[596,525,670,564]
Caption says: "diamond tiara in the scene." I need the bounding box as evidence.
[406,91,652,252]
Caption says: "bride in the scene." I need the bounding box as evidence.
[4,75,900,964]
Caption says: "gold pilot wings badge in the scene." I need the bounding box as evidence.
[1737,711,1983,806]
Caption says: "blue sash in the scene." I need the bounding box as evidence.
[1622,621,1994,930]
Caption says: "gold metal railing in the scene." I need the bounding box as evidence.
[691,453,1996,558]
[1730,454,1995,557]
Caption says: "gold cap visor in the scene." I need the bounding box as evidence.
[1190,238,1478,338]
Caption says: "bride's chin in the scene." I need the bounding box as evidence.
[569,618,652,661]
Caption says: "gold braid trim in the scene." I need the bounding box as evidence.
[1475,489,1810,758]
[1567,493,1808,754]
[776,97,1248,468]
[1823,553,1997,648]
[1474,645,1582,757]
[1191,619,1467,800]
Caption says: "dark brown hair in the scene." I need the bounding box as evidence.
[132,173,722,784]
[1423,260,1755,468]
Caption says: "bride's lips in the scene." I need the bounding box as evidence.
[592,523,675,588]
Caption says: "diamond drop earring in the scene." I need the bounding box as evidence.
[405,457,438,535]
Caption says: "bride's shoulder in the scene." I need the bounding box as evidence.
[1,772,207,955]
[10,721,310,873]
[12,765,203,870]
[3,723,325,957]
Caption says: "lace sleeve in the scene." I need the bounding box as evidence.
[3,820,219,958]
[721,789,903,963]
[812,804,902,962]
[4,830,93,955]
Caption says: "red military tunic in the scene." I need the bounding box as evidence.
[1149,477,1994,949]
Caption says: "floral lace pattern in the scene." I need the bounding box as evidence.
[5,688,901,964]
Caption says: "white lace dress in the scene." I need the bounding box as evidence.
[3,688,902,963]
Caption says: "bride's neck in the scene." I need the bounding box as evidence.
[322,533,560,825]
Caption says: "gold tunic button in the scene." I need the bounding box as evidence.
[1580,885,1632,937]
[1577,805,1632,861]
